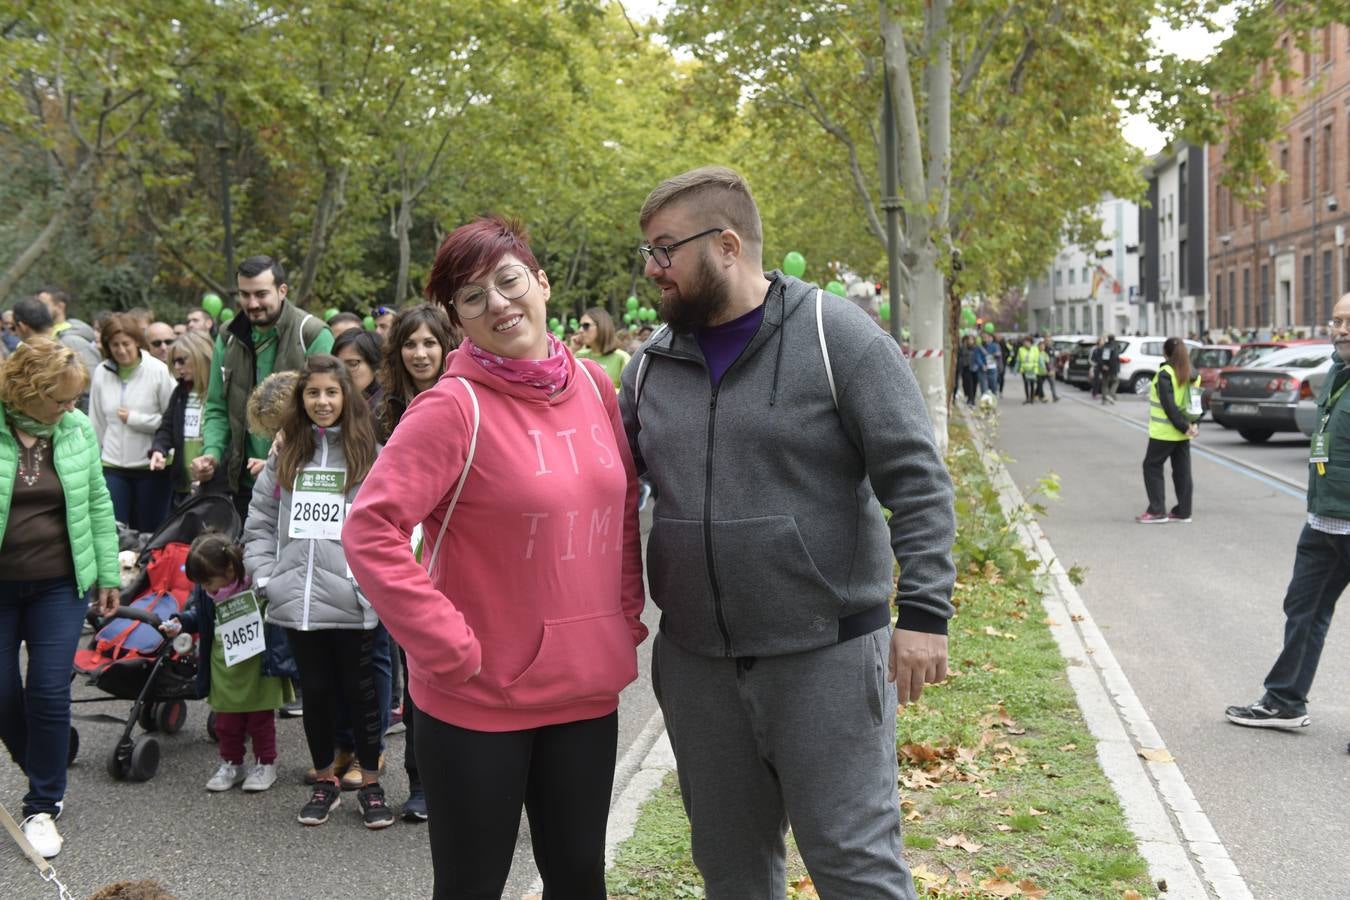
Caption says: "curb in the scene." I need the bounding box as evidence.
[964,409,1252,899]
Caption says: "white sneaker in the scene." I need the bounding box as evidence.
[21,813,62,859]
[241,763,277,792]
[205,762,246,792]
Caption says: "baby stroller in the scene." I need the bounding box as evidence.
[71,494,241,782]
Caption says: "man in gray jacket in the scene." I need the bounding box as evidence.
[620,166,955,900]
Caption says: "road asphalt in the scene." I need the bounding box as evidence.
[991,385,1349,900]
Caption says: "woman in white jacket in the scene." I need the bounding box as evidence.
[89,313,176,531]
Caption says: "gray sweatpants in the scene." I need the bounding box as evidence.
[652,628,915,900]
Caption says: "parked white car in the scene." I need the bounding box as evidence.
[1116,335,1202,396]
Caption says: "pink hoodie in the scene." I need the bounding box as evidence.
[344,347,646,731]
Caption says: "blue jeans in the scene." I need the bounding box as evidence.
[0,577,88,817]
[1261,524,1350,715]
[103,467,173,533]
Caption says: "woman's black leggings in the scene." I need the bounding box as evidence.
[284,628,382,773]
[415,708,618,900]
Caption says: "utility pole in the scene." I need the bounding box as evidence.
[881,75,902,342]
[216,91,235,296]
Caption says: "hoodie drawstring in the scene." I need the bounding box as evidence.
[769,283,787,406]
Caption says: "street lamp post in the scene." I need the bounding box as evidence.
[1159,278,1172,335]
[1219,233,1232,336]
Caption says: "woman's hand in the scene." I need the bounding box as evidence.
[117,406,131,423]
[247,457,267,477]
[97,588,120,618]
[149,451,166,471]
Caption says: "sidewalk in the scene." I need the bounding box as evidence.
[604,413,1249,899]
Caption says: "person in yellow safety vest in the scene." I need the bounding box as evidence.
[1137,337,1201,524]
[1015,337,1039,405]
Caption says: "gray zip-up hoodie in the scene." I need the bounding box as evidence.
[619,272,955,659]
[243,425,378,632]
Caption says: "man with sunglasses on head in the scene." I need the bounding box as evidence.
[373,305,396,339]
[620,166,955,900]
[192,255,333,522]
[144,322,176,365]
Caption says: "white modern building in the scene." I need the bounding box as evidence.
[1025,195,1142,336]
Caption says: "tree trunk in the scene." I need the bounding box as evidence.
[908,246,949,453]
[294,164,350,306]
[393,186,413,304]
[0,203,70,302]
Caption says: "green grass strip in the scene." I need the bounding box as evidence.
[608,422,1160,899]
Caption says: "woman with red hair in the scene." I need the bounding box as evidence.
[345,216,645,899]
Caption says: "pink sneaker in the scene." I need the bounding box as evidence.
[1135,511,1169,524]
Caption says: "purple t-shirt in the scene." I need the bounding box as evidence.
[697,303,766,388]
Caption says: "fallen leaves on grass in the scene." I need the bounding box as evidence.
[790,874,819,897]
[938,833,984,854]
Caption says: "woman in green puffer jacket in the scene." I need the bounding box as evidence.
[0,336,120,860]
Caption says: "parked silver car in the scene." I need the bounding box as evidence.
[1210,344,1334,443]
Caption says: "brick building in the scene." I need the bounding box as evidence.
[1209,23,1350,337]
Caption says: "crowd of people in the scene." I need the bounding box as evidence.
[3,167,958,900]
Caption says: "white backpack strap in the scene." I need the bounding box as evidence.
[424,377,480,574]
[815,289,838,410]
[297,313,317,354]
[576,359,605,403]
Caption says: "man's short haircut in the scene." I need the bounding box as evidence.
[639,166,763,252]
[37,285,71,309]
[328,311,363,329]
[12,296,54,332]
[237,255,286,287]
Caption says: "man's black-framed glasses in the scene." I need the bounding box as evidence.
[451,264,533,320]
[638,228,725,269]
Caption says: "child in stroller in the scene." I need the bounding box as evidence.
[70,493,239,781]
[160,531,293,792]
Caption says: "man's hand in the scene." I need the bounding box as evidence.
[191,454,217,481]
[96,588,120,618]
[246,457,267,477]
[116,406,130,423]
[888,630,948,705]
[159,618,182,637]
[149,451,166,471]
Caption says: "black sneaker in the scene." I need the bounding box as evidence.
[401,787,429,823]
[279,698,304,719]
[1224,701,1309,730]
[297,781,341,826]
[358,783,395,830]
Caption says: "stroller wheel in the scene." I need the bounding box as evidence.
[156,700,187,735]
[68,727,80,766]
[129,737,161,782]
[107,742,132,781]
[138,702,160,733]
[206,710,218,743]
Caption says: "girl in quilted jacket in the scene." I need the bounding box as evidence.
[240,355,390,829]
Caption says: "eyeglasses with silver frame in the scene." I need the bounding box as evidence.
[451,264,533,320]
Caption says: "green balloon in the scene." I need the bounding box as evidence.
[324,307,340,322]
[553,325,565,338]
[201,293,223,317]
[960,308,977,326]
[569,318,580,331]
[362,315,375,331]
[782,252,806,278]
[218,308,235,323]
[624,311,637,324]
[548,316,560,328]
[825,281,846,297]
[642,307,657,322]
[879,302,891,320]
[626,296,640,311]
[984,322,996,334]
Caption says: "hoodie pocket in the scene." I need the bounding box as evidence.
[501,609,638,709]
[712,515,844,650]
[646,516,725,652]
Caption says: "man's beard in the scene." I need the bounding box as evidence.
[247,302,283,328]
[659,254,731,334]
